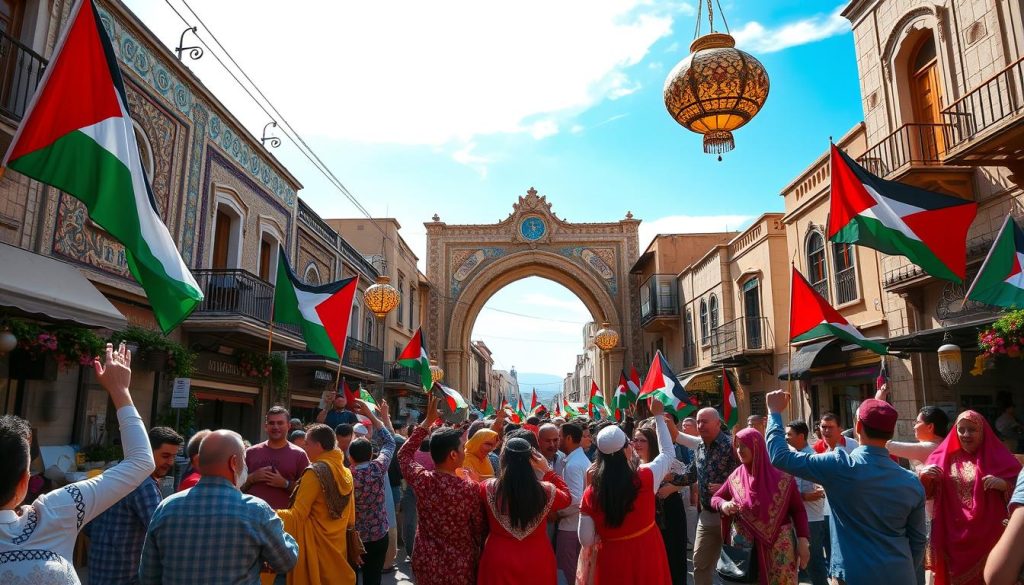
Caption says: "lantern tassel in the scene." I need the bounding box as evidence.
[703,130,735,155]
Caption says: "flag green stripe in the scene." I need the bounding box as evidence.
[8,130,201,331]
[832,216,960,282]
[967,223,1022,308]
[792,323,888,355]
[968,281,1024,308]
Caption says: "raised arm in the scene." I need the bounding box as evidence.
[544,470,573,513]
[40,343,154,528]
[375,427,397,469]
[640,408,676,488]
[277,468,318,532]
[985,506,1024,585]
[765,391,839,485]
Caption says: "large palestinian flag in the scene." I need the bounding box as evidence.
[398,328,433,390]
[588,381,610,419]
[965,216,1024,308]
[638,350,696,417]
[791,268,888,355]
[828,144,977,283]
[2,0,202,333]
[612,370,635,410]
[273,248,357,360]
[433,383,468,412]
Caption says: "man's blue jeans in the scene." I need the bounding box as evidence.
[799,519,830,585]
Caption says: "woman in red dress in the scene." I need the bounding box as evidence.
[477,437,571,585]
[578,399,675,585]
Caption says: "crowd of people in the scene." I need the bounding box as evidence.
[2,343,1024,585]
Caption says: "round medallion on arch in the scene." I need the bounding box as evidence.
[519,217,546,241]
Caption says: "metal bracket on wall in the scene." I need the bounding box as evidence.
[175,26,204,61]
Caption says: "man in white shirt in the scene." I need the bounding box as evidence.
[787,420,828,585]
[554,422,588,585]
[814,412,857,582]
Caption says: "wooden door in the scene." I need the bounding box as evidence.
[911,37,946,159]
[258,239,271,281]
[212,210,231,269]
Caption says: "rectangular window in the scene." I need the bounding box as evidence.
[397,279,404,326]
[212,210,232,269]
[258,240,272,282]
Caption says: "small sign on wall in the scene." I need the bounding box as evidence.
[171,378,191,409]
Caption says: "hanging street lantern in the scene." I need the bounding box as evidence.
[594,322,620,352]
[0,327,16,355]
[429,359,445,384]
[364,275,400,319]
[937,332,963,385]
[663,1,770,159]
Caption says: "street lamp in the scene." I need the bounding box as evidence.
[937,332,962,385]
[594,322,619,352]
[364,276,400,319]
[430,359,445,384]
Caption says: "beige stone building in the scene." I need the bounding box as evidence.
[843,0,1024,434]
[468,340,494,406]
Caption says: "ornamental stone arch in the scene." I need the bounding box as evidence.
[425,187,641,398]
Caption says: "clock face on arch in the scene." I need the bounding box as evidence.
[520,217,546,241]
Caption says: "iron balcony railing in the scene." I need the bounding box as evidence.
[834,267,858,305]
[857,123,954,178]
[943,57,1024,147]
[711,316,773,359]
[639,274,679,326]
[191,268,300,335]
[386,361,420,385]
[342,336,383,374]
[0,29,46,121]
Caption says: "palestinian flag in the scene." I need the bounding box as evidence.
[501,397,520,423]
[828,144,977,283]
[398,328,433,389]
[433,383,468,412]
[638,350,696,417]
[628,366,642,399]
[530,389,539,412]
[563,398,579,419]
[721,368,738,428]
[358,387,377,406]
[480,398,496,417]
[791,268,888,354]
[588,382,612,419]
[965,216,1024,308]
[516,395,529,421]
[1,0,203,333]
[613,369,636,410]
[341,379,358,406]
[553,400,561,417]
[274,248,358,359]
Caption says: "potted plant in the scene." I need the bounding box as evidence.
[973,308,1024,375]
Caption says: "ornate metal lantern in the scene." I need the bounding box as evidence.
[364,276,400,319]
[663,1,770,158]
[0,327,16,355]
[594,322,620,352]
[429,360,445,384]
[937,332,963,385]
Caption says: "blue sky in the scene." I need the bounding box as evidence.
[125,1,865,393]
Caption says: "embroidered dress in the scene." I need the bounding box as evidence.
[712,429,808,585]
[0,405,153,585]
[924,410,1021,585]
[477,471,570,585]
[398,426,485,585]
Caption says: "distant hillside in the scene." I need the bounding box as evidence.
[515,372,565,403]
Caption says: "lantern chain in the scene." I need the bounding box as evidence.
[716,0,731,34]
[707,0,714,33]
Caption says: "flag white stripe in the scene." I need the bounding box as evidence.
[293,288,333,325]
[860,183,923,242]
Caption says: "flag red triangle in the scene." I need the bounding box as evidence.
[827,143,878,238]
[313,278,359,360]
[790,268,850,338]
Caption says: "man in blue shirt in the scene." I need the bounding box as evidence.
[87,426,183,585]
[316,389,358,429]
[765,390,927,585]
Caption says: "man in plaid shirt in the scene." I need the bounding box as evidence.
[139,429,297,585]
[351,400,397,585]
[87,426,183,585]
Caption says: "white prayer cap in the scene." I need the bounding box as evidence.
[353,423,369,437]
[596,425,628,455]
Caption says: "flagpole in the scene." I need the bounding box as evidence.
[789,257,802,422]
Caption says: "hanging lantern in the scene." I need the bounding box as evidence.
[663,1,770,158]
[429,360,445,384]
[937,332,963,385]
[0,327,16,355]
[363,276,400,319]
[594,322,619,352]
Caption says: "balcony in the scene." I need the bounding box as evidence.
[856,122,974,200]
[711,316,773,362]
[834,267,858,305]
[639,275,679,330]
[386,361,421,386]
[185,269,303,348]
[289,336,384,377]
[0,29,46,122]
[943,57,1024,167]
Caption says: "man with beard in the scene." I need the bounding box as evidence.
[242,406,309,510]
[86,426,183,585]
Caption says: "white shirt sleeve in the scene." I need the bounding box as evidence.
[640,414,675,491]
[578,514,597,546]
[38,405,155,529]
[674,432,701,450]
[558,453,586,521]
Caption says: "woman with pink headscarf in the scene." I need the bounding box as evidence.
[919,410,1021,585]
[712,428,810,585]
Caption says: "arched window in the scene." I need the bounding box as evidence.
[684,309,696,366]
[907,32,945,158]
[348,302,360,339]
[304,263,322,286]
[832,242,858,305]
[397,278,404,326]
[806,231,830,301]
[709,294,719,332]
[699,299,709,344]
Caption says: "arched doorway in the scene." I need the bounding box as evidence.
[425,188,641,396]
[908,32,945,159]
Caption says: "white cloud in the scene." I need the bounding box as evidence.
[520,293,593,318]
[639,214,754,251]
[732,5,851,54]
[452,142,493,177]
[527,120,560,140]
[570,124,586,135]
[132,1,676,146]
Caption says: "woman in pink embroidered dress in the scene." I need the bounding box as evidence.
[477,437,571,585]
[920,410,1021,585]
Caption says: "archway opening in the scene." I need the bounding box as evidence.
[469,276,594,412]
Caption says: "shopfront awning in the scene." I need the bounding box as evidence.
[678,366,723,392]
[0,243,127,330]
[778,339,846,381]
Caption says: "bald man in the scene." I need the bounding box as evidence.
[674,407,740,585]
[140,430,298,585]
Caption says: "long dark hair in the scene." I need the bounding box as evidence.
[592,449,639,528]
[494,438,547,530]
[635,423,660,463]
